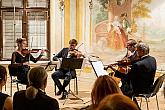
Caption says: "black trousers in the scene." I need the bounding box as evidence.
[51,69,76,92]
[17,65,30,85]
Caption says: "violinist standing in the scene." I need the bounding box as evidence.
[11,38,44,84]
[52,39,83,100]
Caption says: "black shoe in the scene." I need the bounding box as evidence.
[56,90,62,96]
[59,91,68,100]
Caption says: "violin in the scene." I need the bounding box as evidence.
[21,49,49,54]
[68,49,85,58]
[104,56,140,71]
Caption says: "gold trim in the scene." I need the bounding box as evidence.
[64,0,70,47]
[90,12,92,46]
[76,0,82,43]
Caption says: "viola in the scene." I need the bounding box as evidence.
[21,49,49,54]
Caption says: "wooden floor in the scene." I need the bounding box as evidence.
[2,67,165,110]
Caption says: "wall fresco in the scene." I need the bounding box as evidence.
[91,0,165,69]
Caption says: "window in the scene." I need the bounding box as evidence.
[27,0,48,8]
[1,0,23,8]
[2,11,22,59]
[0,0,50,60]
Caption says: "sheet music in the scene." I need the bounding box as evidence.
[91,61,108,77]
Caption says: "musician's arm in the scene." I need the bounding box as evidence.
[114,70,126,79]
[11,52,22,66]
[108,65,127,78]
[53,49,64,61]
[11,52,16,64]
[115,63,139,80]
[126,63,139,80]
[108,65,117,72]
[30,53,43,63]
[75,50,85,58]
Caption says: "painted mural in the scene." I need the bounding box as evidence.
[91,0,165,69]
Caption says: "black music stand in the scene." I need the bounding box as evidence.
[60,58,84,105]
[40,61,57,71]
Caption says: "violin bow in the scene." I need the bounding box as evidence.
[76,43,84,50]
[28,36,34,61]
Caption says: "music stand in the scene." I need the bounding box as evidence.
[40,61,58,71]
[60,58,84,105]
[90,60,108,77]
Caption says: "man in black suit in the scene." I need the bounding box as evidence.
[110,42,156,96]
[52,39,82,99]
[115,39,138,96]
[117,39,138,70]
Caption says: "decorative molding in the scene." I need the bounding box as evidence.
[59,0,65,11]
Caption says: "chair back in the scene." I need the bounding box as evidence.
[151,74,165,96]
[8,64,19,76]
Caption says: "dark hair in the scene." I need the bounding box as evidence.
[91,75,121,108]
[16,38,26,44]
[127,39,137,46]
[69,39,78,45]
[97,94,139,110]
[0,65,7,82]
[121,13,127,17]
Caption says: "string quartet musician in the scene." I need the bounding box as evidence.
[105,39,139,97]
[51,39,84,100]
[117,39,139,73]
[11,38,44,85]
[108,42,156,109]
[107,39,139,96]
[105,39,138,74]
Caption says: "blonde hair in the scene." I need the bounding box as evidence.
[16,38,26,44]
[25,66,48,100]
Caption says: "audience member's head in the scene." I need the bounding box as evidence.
[0,65,7,87]
[136,42,149,58]
[25,66,48,100]
[91,75,121,108]
[97,94,139,110]
[0,65,13,110]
